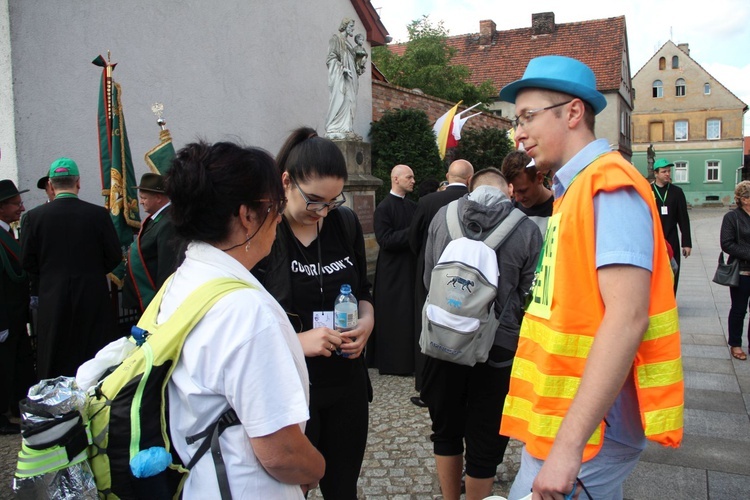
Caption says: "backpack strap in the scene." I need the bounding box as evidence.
[185,408,241,500]
[446,200,463,240]
[446,201,526,251]
[482,208,526,250]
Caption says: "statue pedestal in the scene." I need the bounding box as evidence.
[333,139,382,277]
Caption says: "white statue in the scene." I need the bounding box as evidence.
[325,18,367,140]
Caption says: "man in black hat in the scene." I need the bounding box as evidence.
[36,175,54,203]
[21,158,122,380]
[123,173,179,313]
[0,180,35,434]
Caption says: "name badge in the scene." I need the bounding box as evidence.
[661,206,668,215]
[313,311,334,329]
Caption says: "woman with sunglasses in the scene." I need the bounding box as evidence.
[253,127,374,499]
[163,141,324,498]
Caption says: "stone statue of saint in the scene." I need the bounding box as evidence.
[325,18,366,140]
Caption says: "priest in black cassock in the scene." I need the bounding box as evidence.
[371,165,417,375]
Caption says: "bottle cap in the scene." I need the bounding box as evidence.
[340,284,352,294]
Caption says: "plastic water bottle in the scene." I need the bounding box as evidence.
[334,284,357,356]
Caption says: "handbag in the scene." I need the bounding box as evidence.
[713,213,741,287]
[713,252,739,287]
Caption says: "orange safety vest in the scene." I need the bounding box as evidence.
[500,152,684,462]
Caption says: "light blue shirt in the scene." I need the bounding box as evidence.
[553,138,652,450]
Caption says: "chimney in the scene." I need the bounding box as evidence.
[532,12,555,35]
[479,19,496,45]
[677,43,690,56]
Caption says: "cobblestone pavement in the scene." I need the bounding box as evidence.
[0,369,521,499]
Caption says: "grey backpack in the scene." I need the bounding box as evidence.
[420,201,525,366]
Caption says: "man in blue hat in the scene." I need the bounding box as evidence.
[21,158,122,380]
[652,158,692,293]
[498,56,683,499]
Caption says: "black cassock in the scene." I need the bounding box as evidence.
[371,193,417,375]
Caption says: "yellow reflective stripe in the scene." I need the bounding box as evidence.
[504,395,602,445]
[636,358,683,389]
[643,308,679,342]
[15,445,69,477]
[644,404,684,436]
[512,357,581,399]
[522,319,593,358]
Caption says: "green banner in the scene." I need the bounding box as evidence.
[93,55,140,285]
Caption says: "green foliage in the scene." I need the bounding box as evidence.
[454,127,514,170]
[372,16,497,107]
[369,108,442,204]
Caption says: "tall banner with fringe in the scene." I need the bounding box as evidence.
[93,54,140,286]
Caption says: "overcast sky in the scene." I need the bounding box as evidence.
[372,0,750,132]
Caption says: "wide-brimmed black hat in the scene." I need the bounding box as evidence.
[0,179,29,203]
[136,173,166,193]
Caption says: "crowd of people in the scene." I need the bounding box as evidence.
[2,54,727,499]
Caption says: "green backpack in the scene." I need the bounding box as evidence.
[86,277,252,499]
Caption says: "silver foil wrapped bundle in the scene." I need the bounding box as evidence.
[12,376,97,499]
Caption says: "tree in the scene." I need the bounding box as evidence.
[454,127,514,170]
[372,16,496,107]
[369,108,443,204]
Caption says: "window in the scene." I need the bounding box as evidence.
[672,56,679,69]
[707,119,721,140]
[675,78,686,97]
[674,120,688,141]
[659,57,666,70]
[674,161,688,183]
[704,83,711,95]
[706,160,720,182]
[652,80,663,98]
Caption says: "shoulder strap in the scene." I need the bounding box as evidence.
[445,202,525,251]
[482,208,526,250]
[338,205,357,247]
[446,200,463,240]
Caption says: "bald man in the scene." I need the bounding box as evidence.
[371,165,418,375]
[408,160,473,401]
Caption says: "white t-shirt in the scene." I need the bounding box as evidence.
[160,242,310,499]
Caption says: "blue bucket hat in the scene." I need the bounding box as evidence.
[499,55,607,115]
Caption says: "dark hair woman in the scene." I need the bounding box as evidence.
[162,141,324,497]
[253,127,374,499]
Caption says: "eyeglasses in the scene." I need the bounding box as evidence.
[291,178,346,212]
[512,100,572,129]
[251,197,287,216]
[4,200,24,207]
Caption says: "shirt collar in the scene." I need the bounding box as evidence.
[184,241,260,285]
[150,201,171,220]
[0,220,9,232]
[389,190,405,199]
[552,139,612,199]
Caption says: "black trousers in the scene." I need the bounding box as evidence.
[0,321,36,415]
[420,347,512,478]
[305,365,369,499]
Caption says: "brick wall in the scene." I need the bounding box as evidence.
[372,80,511,132]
